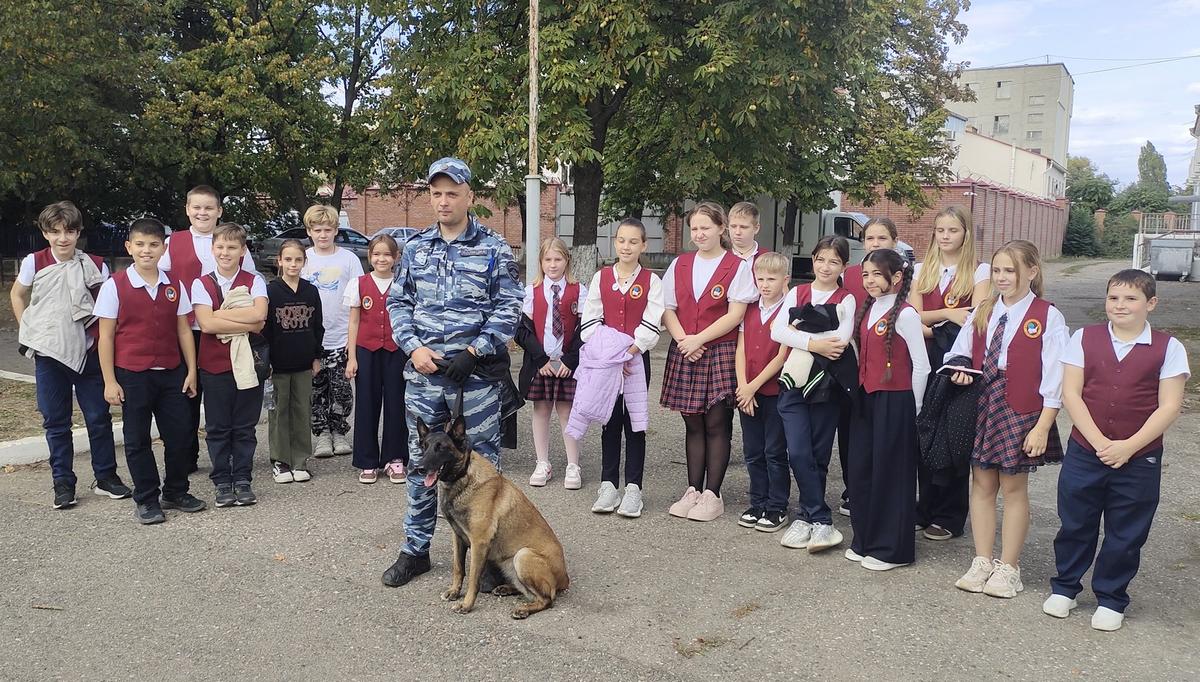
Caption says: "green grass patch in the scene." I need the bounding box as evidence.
[0,378,122,441]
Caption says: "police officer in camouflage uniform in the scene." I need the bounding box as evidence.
[381,157,523,587]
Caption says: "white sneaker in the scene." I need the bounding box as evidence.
[332,432,352,455]
[291,469,312,482]
[806,523,844,553]
[591,482,621,513]
[982,562,1024,598]
[1042,594,1078,619]
[271,461,293,484]
[1091,606,1125,632]
[563,463,582,490]
[529,461,552,487]
[780,520,812,549]
[844,548,864,563]
[861,555,910,571]
[313,431,334,457]
[616,484,643,518]
[955,556,994,593]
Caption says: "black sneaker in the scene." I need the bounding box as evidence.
[134,503,166,525]
[161,493,207,513]
[52,481,77,509]
[382,552,431,587]
[214,485,237,508]
[92,475,132,499]
[233,483,257,506]
[738,507,763,528]
[837,501,851,517]
[755,510,790,533]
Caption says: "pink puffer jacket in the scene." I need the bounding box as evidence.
[564,326,648,441]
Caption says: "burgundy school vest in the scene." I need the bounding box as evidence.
[1071,324,1170,458]
[113,270,184,371]
[742,302,784,396]
[166,231,202,327]
[33,248,105,342]
[858,303,915,393]
[970,297,1052,414]
[673,250,742,344]
[531,281,580,351]
[842,264,867,313]
[197,270,257,374]
[355,274,398,352]
[791,283,851,309]
[600,266,652,337]
[919,264,974,312]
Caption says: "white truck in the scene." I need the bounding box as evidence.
[791,209,914,279]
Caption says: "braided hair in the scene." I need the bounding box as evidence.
[852,249,914,382]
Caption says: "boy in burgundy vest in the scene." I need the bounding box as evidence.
[97,218,205,523]
[1045,269,1189,631]
[10,201,128,509]
[190,223,269,508]
[734,253,791,532]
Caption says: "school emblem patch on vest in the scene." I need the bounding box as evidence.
[1023,318,1042,339]
[944,291,959,308]
[710,284,726,300]
[571,300,578,315]
[629,283,645,299]
[873,318,889,336]
[164,286,178,303]
[362,295,374,311]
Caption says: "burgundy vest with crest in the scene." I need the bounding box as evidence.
[858,303,915,393]
[970,297,1053,415]
[355,274,398,352]
[673,251,742,344]
[113,270,184,371]
[600,267,652,337]
[531,281,580,350]
[197,270,257,374]
[1071,324,1170,458]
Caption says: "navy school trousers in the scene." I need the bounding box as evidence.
[351,345,409,470]
[779,390,840,524]
[848,389,918,565]
[601,351,650,487]
[116,365,193,504]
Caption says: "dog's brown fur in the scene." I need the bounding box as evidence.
[415,417,569,619]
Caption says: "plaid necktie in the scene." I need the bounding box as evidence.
[551,283,564,340]
[982,312,1008,381]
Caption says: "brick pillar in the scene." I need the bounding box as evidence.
[1094,208,1107,237]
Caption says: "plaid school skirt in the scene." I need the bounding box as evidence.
[971,372,1063,474]
[525,373,576,403]
[660,339,737,414]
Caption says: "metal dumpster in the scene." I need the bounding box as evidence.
[1149,238,1194,280]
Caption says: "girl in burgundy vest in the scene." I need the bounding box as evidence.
[516,238,585,490]
[944,240,1068,599]
[772,237,858,552]
[662,202,759,522]
[847,249,929,571]
[345,234,407,484]
[578,219,665,518]
[834,217,899,516]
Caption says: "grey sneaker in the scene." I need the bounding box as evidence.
[313,431,334,457]
[332,432,352,456]
[806,523,844,553]
[134,503,166,525]
[780,520,813,549]
[591,482,620,513]
[616,484,643,518]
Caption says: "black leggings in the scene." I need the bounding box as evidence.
[682,403,734,494]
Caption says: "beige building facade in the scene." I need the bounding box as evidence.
[950,128,1066,199]
[949,63,1074,166]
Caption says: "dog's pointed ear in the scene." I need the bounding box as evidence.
[448,414,467,446]
[416,418,430,445]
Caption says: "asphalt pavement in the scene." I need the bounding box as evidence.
[1,259,1197,680]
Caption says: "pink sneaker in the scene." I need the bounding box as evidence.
[384,460,406,484]
[686,490,725,522]
[668,487,701,518]
[358,468,378,484]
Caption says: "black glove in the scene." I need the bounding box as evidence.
[443,350,478,384]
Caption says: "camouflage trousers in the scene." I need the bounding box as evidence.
[312,347,352,436]
[401,368,502,557]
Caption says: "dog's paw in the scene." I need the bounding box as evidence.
[491,584,519,597]
[510,608,531,620]
[451,601,474,614]
[441,587,461,602]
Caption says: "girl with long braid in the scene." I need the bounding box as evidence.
[845,249,930,571]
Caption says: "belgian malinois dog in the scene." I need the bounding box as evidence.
[414,416,569,619]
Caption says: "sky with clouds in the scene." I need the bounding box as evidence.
[947,0,1200,188]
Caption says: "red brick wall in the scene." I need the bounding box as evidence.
[341,183,558,256]
[840,182,1067,260]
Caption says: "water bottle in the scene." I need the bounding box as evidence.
[263,377,276,411]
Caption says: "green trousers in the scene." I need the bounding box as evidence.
[268,370,313,469]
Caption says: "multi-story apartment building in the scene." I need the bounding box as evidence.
[949,63,1074,166]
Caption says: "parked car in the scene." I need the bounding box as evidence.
[254,226,372,273]
[374,226,422,247]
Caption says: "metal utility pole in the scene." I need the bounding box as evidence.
[524,0,541,283]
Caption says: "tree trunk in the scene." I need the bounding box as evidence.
[571,244,601,286]
[572,158,603,246]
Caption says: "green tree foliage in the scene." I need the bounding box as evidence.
[1098,211,1138,259]
[1064,156,1115,213]
[1061,205,1099,257]
[1136,141,1169,196]
[379,0,971,245]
